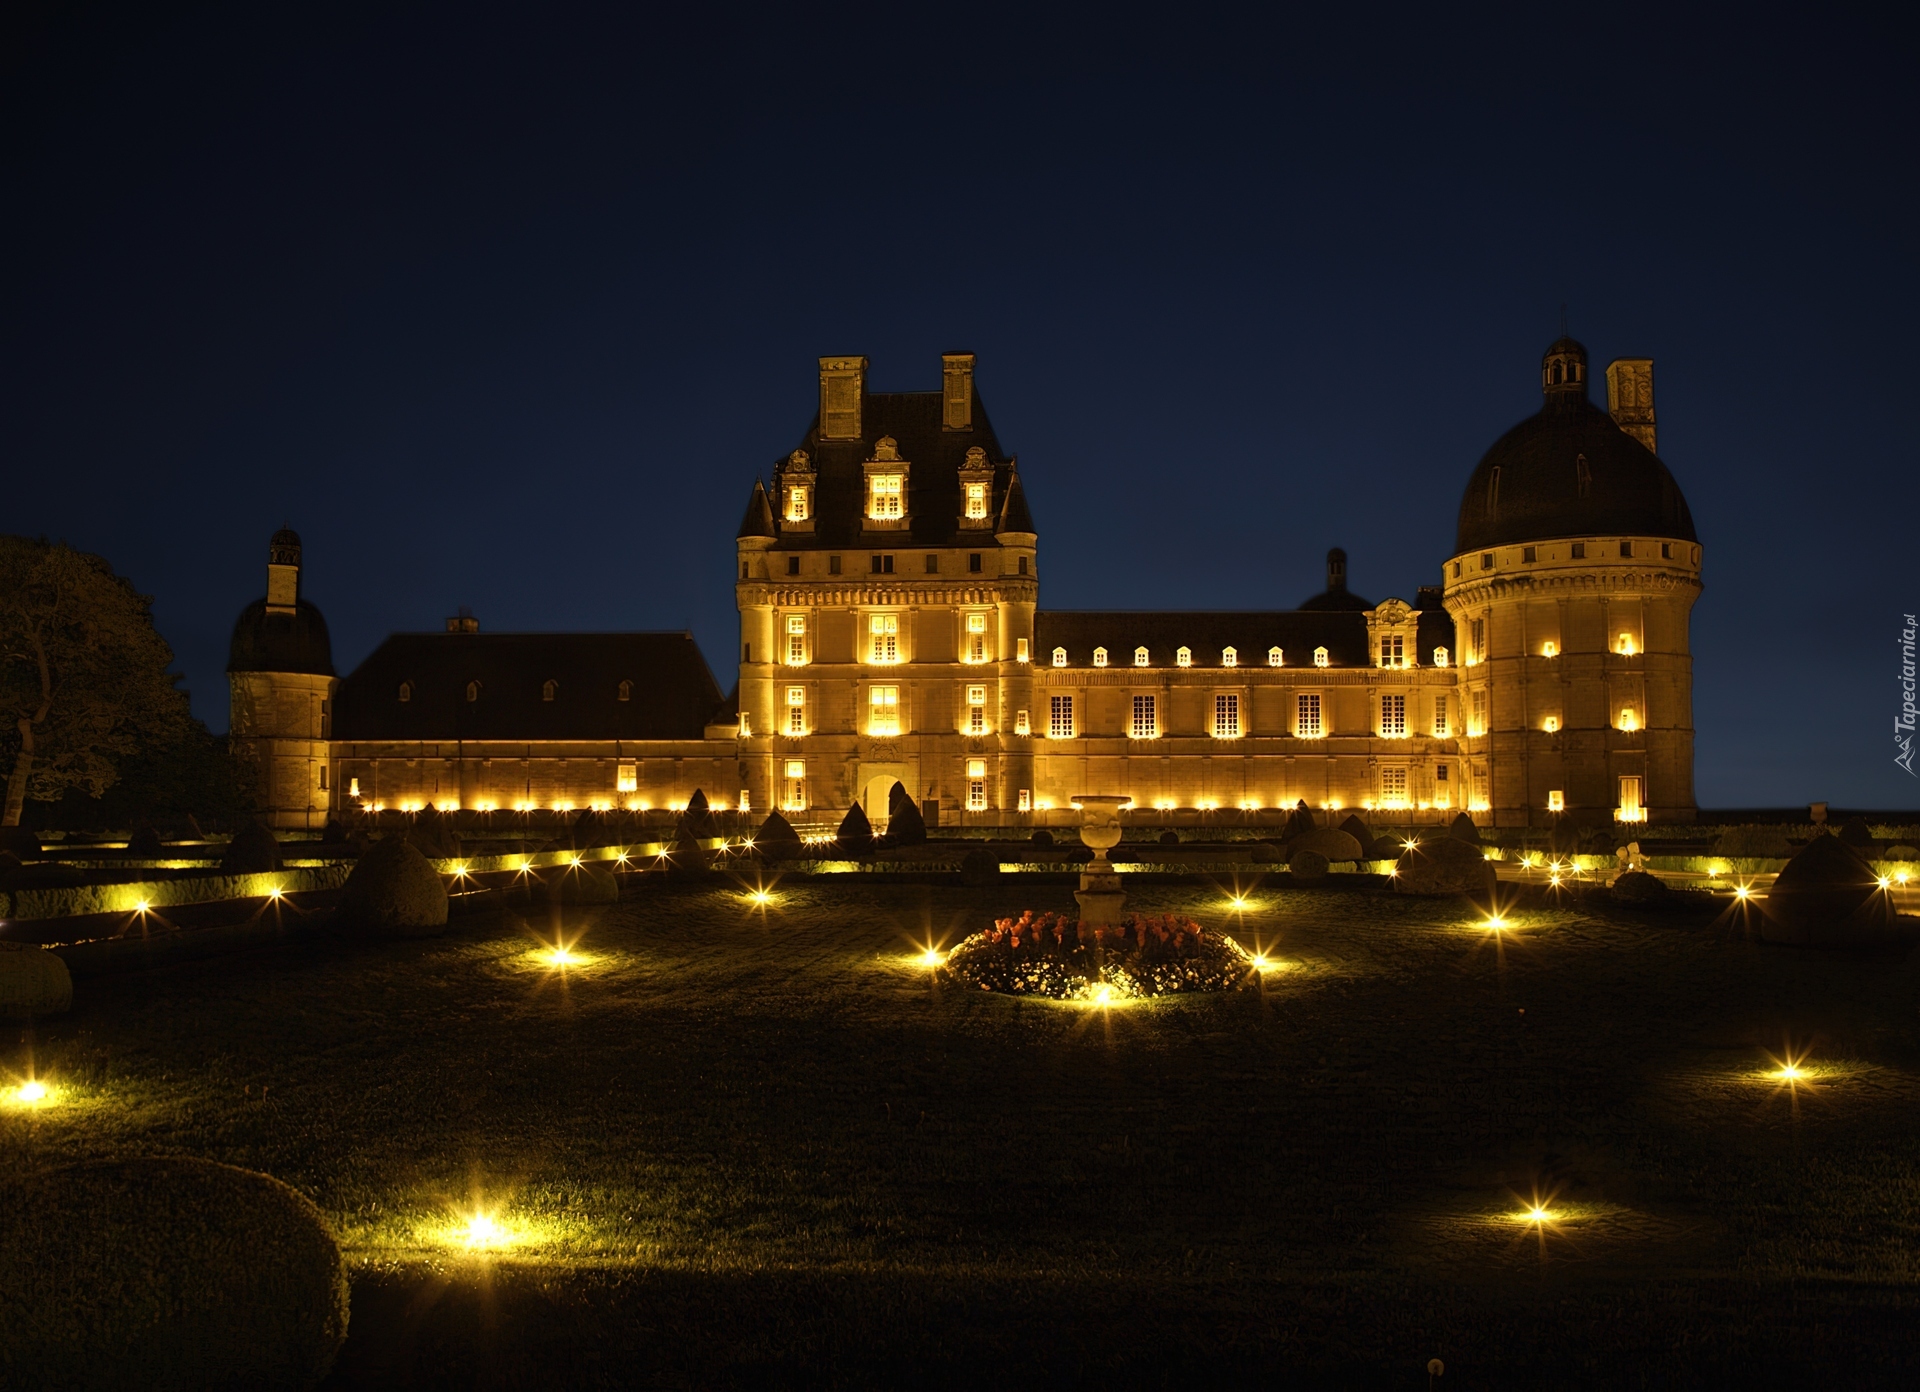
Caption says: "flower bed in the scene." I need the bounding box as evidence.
[942,910,1253,1000]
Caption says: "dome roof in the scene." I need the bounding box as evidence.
[227,598,334,676]
[1455,339,1697,555]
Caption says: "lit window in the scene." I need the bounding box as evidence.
[1221,646,1237,668]
[1052,647,1067,667]
[1432,695,1449,737]
[966,684,987,735]
[1380,767,1408,806]
[965,481,989,519]
[1177,646,1192,667]
[786,686,805,735]
[1381,694,1406,737]
[348,777,360,797]
[783,759,806,811]
[1471,688,1488,735]
[967,758,987,810]
[1617,775,1645,823]
[1313,646,1329,668]
[1094,646,1108,667]
[1018,789,1031,812]
[787,485,809,522]
[618,762,638,793]
[542,680,558,701]
[1016,638,1029,663]
[869,613,900,663]
[966,612,989,663]
[1015,709,1030,735]
[1619,706,1638,731]
[398,682,411,702]
[1296,692,1323,738]
[1543,715,1559,733]
[738,712,751,737]
[1617,633,1636,656]
[1268,646,1283,667]
[868,685,900,735]
[1131,694,1157,740]
[1547,790,1565,812]
[869,473,904,520]
[1049,695,1074,739]
[1471,619,1487,663]
[1214,693,1241,739]
[1378,635,1404,668]
[1542,641,1558,658]
[1135,646,1149,667]
[1433,646,1449,668]
[785,614,807,665]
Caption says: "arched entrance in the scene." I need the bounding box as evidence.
[861,772,906,829]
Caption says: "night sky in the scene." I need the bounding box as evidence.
[5,5,1913,808]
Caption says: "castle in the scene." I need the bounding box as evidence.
[228,339,1702,832]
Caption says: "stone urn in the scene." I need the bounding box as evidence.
[1071,795,1131,928]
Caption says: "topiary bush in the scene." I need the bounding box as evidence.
[754,810,803,861]
[881,782,926,847]
[944,910,1252,999]
[334,836,448,937]
[1289,849,1330,882]
[959,847,1000,887]
[0,943,71,1018]
[0,1156,348,1391]
[219,821,282,874]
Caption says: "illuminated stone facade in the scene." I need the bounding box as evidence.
[230,338,1700,830]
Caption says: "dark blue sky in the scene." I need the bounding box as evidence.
[5,4,1914,808]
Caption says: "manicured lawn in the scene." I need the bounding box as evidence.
[9,875,1920,1387]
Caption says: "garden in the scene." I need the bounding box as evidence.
[9,855,1920,1387]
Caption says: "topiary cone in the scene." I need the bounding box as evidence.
[220,821,282,875]
[0,1156,349,1391]
[755,810,803,861]
[335,836,448,937]
[1761,833,1897,945]
[833,802,874,856]
[882,782,926,847]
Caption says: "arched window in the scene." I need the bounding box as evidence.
[465,681,480,703]
[617,680,632,701]
[542,679,558,701]
[1176,646,1192,668]
[1134,646,1149,667]
[1052,647,1067,667]
[1221,646,1237,668]
[1093,646,1108,667]
[397,682,412,703]
[1267,646,1283,667]
[1313,646,1329,668]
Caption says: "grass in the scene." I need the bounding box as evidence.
[9,876,1920,1387]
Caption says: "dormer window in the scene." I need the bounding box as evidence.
[1176,646,1192,668]
[1268,646,1283,667]
[1313,646,1329,667]
[466,681,481,702]
[965,482,989,519]
[786,485,809,522]
[1378,635,1405,668]
[1221,646,1237,668]
[542,680,558,701]
[869,473,903,520]
[1434,646,1450,668]
[398,682,412,702]
[617,680,632,701]
[1134,646,1149,667]
[1052,647,1067,667]
[1093,646,1108,667]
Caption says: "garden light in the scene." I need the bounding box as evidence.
[1878,876,1892,890]
[1734,885,1751,900]
[1482,916,1509,932]
[919,947,944,968]
[1227,894,1249,910]
[1091,984,1115,1007]
[14,1080,49,1106]
[748,889,773,906]
[134,900,150,914]
[1523,1204,1553,1224]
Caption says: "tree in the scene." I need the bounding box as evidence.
[0,537,190,827]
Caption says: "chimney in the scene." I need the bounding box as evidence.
[1605,358,1656,453]
[445,606,478,634]
[818,356,867,440]
[941,352,974,430]
[1326,547,1348,594]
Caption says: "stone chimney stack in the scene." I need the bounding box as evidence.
[445,606,479,634]
[942,352,975,431]
[1326,547,1348,594]
[1606,358,1657,453]
[818,356,867,440]
[265,527,301,614]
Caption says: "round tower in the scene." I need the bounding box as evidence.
[1443,338,1701,828]
[227,527,338,830]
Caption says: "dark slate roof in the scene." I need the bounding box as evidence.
[332,632,725,741]
[1297,585,1372,612]
[737,480,776,539]
[1456,343,1697,554]
[772,391,1022,548]
[1036,607,1456,670]
[227,599,334,676]
[996,471,1035,534]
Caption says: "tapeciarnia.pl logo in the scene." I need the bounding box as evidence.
[1899,613,1917,776]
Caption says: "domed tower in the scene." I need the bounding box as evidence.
[1443,338,1701,828]
[227,528,338,830]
